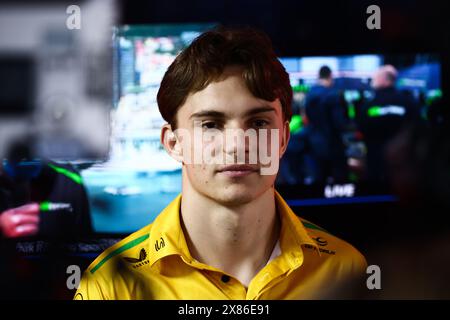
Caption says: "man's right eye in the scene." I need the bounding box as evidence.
[201,122,218,129]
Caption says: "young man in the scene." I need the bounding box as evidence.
[359,65,420,183]
[75,27,367,300]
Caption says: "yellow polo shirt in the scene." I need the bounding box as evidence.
[75,191,367,300]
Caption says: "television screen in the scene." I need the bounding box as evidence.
[276,53,443,207]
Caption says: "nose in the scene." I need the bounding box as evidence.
[222,124,251,163]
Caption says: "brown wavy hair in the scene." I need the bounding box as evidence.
[157,26,293,129]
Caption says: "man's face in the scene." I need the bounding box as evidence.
[166,66,289,206]
[372,68,395,90]
[371,70,385,89]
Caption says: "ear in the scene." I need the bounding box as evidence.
[161,124,183,163]
[279,120,291,159]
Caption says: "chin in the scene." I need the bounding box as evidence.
[187,169,275,206]
[212,184,265,206]
[216,193,255,206]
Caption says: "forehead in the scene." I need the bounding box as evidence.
[177,67,283,121]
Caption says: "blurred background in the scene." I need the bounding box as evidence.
[0,0,449,299]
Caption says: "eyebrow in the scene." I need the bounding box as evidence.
[245,106,277,117]
[189,106,277,120]
[189,110,225,119]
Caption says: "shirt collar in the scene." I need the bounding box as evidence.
[148,190,320,267]
[274,190,320,270]
[148,193,193,266]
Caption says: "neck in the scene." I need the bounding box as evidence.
[180,176,280,287]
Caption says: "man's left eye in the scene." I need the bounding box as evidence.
[253,119,269,127]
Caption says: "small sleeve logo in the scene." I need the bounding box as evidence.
[155,237,165,252]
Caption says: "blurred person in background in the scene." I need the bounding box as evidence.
[0,138,92,239]
[358,65,420,184]
[0,137,94,299]
[324,118,450,299]
[304,66,348,183]
[376,119,450,298]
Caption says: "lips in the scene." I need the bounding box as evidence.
[216,164,259,177]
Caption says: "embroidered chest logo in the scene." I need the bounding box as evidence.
[304,237,337,255]
[123,248,149,268]
[155,237,165,252]
[312,237,328,246]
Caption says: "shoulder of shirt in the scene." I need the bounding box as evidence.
[296,215,367,269]
[86,222,154,276]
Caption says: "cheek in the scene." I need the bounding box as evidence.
[203,138,221,159]
[185,131,223,164]
[186,164,213,183]
[256,128,282,157]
